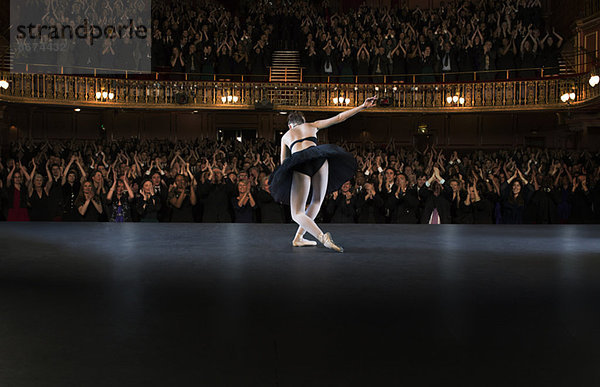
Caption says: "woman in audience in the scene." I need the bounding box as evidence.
[28,172,53,221]
[501,169,534,224]
[91,170,107,196]
[75,181,103,222]
[464,182,494,224]
[327,181,357,223]
[137,179,162,222]
[169,173,197,222]
[199,167,233,222]
[232,179,256,223]
[540,29,563,76]
[106,174,135,222]
[5,162,30,221]
[62,170,82,221]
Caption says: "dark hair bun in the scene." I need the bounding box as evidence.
[288,111,305,127]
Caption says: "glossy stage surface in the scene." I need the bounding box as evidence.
[1,224,599,386]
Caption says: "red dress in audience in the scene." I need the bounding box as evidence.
[7,187,30,221]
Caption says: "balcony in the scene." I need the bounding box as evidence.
[0,70,598,113]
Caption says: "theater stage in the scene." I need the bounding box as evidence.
[1,223,599,386]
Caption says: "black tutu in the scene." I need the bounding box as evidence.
[268,144,357,205]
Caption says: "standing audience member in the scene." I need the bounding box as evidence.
[75,181,104,222]
[27,169,53,221]
[501,169,533,224]
[356,182,385,223]
[327,181,357,223]
[255,177,285,223]
[137,179,162,222]
[5,162,30,221]
[106,174,135,222]
[232,179,256,223]
[421,168,451,224]
[169,173,197,223]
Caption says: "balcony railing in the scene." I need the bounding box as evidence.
[12,62,569,83]
[0,70,598,113]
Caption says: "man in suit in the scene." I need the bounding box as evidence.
[356,182,385,223]
[184,44,201,77]
[415,173,431,220]
[439,42,459,82]
[370,46,390,83]
[477,40,497,81]
[378,167,398,223]
[420,168,451,224]
[151,171,171,222]
[391,173,420,224]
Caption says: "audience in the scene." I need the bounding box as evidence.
[297,0,563,82]
[1,138,599,224]
[151,0,273,79]
[16,0,566,83]
[149,0,565,82]
[14,0,149,73]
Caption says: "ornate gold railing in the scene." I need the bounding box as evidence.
[0,71,598,113]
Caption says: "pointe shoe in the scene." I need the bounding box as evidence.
[320,232,344,253]
[292,237,318,247]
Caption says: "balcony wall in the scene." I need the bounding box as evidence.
[3,103,598,150]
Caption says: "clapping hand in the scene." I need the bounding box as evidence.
[139,189,149,200]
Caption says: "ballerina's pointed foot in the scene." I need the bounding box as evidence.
[292,237,318,247]
[320,232,344,253]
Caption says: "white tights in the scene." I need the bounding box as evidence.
[290,160,329,241]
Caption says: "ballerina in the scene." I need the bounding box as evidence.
[268,96,378,252]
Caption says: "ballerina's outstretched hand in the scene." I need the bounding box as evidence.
[363,96,378,108]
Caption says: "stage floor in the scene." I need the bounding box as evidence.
[1,223,599,386]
